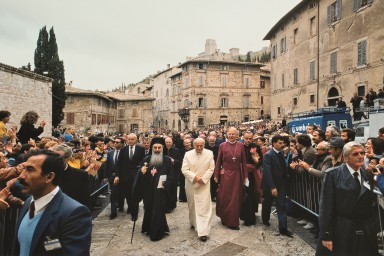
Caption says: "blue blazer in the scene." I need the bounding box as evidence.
[12,189,92,256]
[262,149,287,191]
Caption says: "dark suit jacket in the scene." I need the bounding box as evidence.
[116,144,145,183]
[17,123,44,144]
[262,148,287,191]
[318,164,378,255]
[12,190,92,256]
[103,149,120,179]
[60,165,91,210]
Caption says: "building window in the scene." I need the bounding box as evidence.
[132,108,138,117]
[198,97,206,108]
[277,107,281,115]
[166,89,169,97]
[221,76,228,87]
[66,112,74,124]
[221,98,228,108]
[293,68,298,85]
[309,1,317,9]
[357,40,367,66]
[280,37,286,53]
[327,0,341,25]
[92,114,96,125]
[282,73,285,88]
[271,45,277,59]
[261,96,264,105]
[293,28,298,45]
[118,109,125,118]
[310,94,315,104]
[198,75,205,86]
[196,63,207,70]
[310,16,317,36]
[130,124,138,131]
[330,52,338,74]
[243,96,250,108]
[67,96,74,103]
[260,80,265,89]
[353,0,373,11]
[310,60,316,80]
[293,97,298,106]
[244,77,250,87]
[97,114,101,125]
[220,65,228,70]
[198,117,204,126]
[357,85,366,97]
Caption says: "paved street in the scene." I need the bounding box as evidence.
[91,200,315,256]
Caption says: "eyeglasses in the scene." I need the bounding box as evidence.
[350,151,365,156]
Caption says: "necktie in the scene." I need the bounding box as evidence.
[353,172,360,188]
[29,201,35,219]
[114,150,119,164]
[129,146,133,160]
[278,152,286,168]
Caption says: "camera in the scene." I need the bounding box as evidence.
[373,164,384,174]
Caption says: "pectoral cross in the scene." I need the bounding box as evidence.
[232,157,236,162]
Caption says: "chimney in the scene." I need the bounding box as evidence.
[167,64,171,69]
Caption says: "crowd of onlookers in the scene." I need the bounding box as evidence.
[1,106,384,254]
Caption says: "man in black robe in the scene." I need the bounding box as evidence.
[132,138,175,241]
[164,137,181,212]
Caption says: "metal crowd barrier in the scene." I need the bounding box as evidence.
[289,170,322,217]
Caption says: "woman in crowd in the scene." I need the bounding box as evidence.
[16,111,45,144]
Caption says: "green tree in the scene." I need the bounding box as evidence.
[34,26,66,127]
[259,52,271,63]
[246,52,252,62]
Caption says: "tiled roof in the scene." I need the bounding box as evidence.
[0,62,53,82]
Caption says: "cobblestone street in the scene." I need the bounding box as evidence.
[91,200,315,256]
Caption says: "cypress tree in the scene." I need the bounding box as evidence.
[246,52,252,62]
[34,26,66,127]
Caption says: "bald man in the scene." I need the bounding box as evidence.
[115,133,145,213]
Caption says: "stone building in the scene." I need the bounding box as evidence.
[264,0,384,120]
[151,65,182,128]
[170,59,270,131]
[62,84,154,135]
[0,62,53,137]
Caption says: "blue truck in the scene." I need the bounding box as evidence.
[288,107,353,135]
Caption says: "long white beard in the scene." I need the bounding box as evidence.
[150,152,163,167]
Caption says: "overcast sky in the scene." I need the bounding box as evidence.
[1,0,301,90]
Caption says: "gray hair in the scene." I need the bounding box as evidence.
[318,141,330,150]
[343,141,364,158]
[52,144,73,158]
[327,125,340,137]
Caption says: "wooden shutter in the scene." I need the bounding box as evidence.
[327,5,331,24]
[336,0,342,20]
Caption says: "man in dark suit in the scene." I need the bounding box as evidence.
[115,133,145,213]
[103,137,124,219]
[317,141,378,255]
[52,144,91,210]
[261,135,292,237]
[164,137,181,211]
[205,135,219,201]
[13,149,92,255]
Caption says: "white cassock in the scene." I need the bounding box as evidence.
[182,148,215,237]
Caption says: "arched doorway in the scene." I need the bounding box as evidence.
[327,87,339,107]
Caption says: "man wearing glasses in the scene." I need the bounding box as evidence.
[297,141,332,179]
[317,141,378,255]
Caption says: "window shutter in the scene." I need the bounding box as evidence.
[353,0,360,11]
[203,98,207,108]
[336,0,342,20]
[327,5,331,25]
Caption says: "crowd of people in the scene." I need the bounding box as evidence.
[1,107,384,255]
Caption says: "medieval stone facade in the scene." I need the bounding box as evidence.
[264,0,384,120]
[62,84,154,135]
[0,62,53,137]
[170,59,271,131]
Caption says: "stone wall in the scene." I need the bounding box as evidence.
[0,63,52,138]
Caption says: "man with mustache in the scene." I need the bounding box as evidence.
[12,149,92,255]
[132,138,175,241]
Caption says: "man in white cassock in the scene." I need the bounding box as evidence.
[182,138,215,242]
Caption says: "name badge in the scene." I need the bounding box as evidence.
[44,238,62,251]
